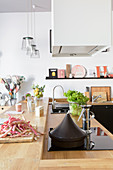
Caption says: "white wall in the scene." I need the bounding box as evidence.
[0,12,113,100]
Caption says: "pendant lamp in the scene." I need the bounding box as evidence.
[22,0,40,58]
[22,37,33,51]
[30,4,40,58]
[22,0,34,52]
[30,45,40,58]
[31,48,40,58]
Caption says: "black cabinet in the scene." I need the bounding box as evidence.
[91,105,113,134]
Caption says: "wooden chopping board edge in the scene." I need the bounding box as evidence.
[91,86,111,101]
[0,133,34,144]
[93,92,107,103]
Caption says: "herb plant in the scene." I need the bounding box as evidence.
[64,90,89,116]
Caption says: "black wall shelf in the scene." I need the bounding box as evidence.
[46,77,113,80]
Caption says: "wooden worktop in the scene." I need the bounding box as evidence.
[0,98,49,170]
[0,98,113,170]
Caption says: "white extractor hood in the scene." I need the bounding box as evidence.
[51,0,112,57]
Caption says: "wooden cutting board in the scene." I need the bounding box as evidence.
[91,86,111,101]
[93,92,107,103]
[0,133,34,144]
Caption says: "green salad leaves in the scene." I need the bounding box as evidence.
[64,90,89,105]
[64,90,89,116]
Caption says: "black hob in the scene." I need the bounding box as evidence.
[48,127,113,151]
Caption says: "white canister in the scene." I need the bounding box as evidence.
[35,106,44,117]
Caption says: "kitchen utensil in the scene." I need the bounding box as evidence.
[91,86,111,101]
[71,65,87,78]
[49,112,87,148]
[80,105,95,131]
[48,127,113,151]
[66,64,71,78]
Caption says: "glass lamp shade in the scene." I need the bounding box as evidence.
[31,48,40,58]
[35,49,40,58]
[30,44,40,58]
[22,37,34,51]
[26,44,36,56]
[26,46,32,55]
[31,44,36,50]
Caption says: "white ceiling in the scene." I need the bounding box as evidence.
[0,0,112,13]
[0,0,51,13]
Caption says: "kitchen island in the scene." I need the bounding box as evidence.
[0,98,113,170]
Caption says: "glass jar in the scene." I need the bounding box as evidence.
[69,102,82,116]
[69,102,82,127]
